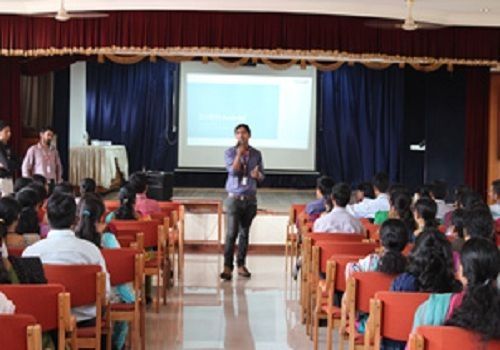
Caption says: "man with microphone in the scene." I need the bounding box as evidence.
[220,124,264,281]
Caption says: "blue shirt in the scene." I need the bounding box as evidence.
[224,146,264,196]
[305,198,326,216]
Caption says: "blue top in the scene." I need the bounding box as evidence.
[305,198,326,216]
[390,272,418,292]
[224,146,264,196]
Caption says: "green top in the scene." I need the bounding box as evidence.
[374,211,389,225]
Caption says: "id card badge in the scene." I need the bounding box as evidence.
[46,165,51,174]
[241,176,248,186]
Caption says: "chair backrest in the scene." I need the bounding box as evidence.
[402,243,414,256]
[109,219,161,248]
[409,326,500,350]
[306,232,366,243]
[316,241,378,274]
[43,264,102,307]
[0,314,41,350]
[104,200,120,212]
[351,272,395,313]
[361,221,380,240]
[375,291,430,342]
[7,246,24,257]
[328,255,363,292]
[101,248,140,286]
[0,284,67,331]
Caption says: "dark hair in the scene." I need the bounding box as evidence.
[234,124,251,136]
[464,208,494,241]
[80,178,96,196]
[451,208,466,239]
[390,191,417,235]
[47,193,76,229]
[378,219,408,275]
[324,196,333,213]
[0,120,10,132]
[75,194,105,247]
[460,191,484,211]
[0,197,21,238]
[414,198,439,229]
[115,185,137,220]
[493,179,500,197]
[416,185,433,200]
[39,126,54,133]
[446,239,500,340]
[27,182,47,205]
[373,172,389,193]
[53,182,74,197]
[129,172,148,194]
[15,188,40,234]
[388,183,409,195]
[357,182,375,199]
[32,174,47,186]
[14,177,33,193]
[407,230,461,293]
[431,180,448,200]
[317,176,335,197]
[332,182,351,207]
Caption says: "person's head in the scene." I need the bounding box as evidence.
[0,120,11,145]
[15,188,40,234]
[454,185,472,207]
[53,182,74,197]
[431,180,448,200]
[356,182,375,201]
[14,177,33,193]
[234,124,251,146]
[15,188,39,209]
[447,238,500,341]
[47,193,76,230]
[390,191,417,234]
[32,174,47,187]
[0,196,21,237]
[413,198,438,230]
[377,219,409,275]
[115,185,137,220]
[408,229,461,293]
[39,126,55,147]
[460,191,485,211]
[79,178,96,196]
[316,176,335,200]
[129,172,148,195]
[464,208,494,242]
[489,179,500,203]
[331,183,351,208]
[372,172,389,195]
[450,208,466,239]
[27,182,47,206]
[414,185,433,202]
[75,194,106,247]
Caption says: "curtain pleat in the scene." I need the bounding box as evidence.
[20,73,54,130]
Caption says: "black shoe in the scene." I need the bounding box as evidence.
[220,266,233,281]
[237,266,251,278]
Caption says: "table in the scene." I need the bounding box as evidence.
[69,145,129,188]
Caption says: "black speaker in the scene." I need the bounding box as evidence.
[145,171,174,201]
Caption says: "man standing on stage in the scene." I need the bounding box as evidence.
[0,121,17,196]
[220,124,264,281]
[22,126,63,189]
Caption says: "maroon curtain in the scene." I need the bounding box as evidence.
[0,58,21,154]
[0,12,498,60]
[464,67,490,197]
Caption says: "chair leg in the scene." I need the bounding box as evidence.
[285,240,290,272]
[313,312,319,350]
[326,312,333,350]
[155,272,161,313]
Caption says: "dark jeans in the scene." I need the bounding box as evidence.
[223,196,257,269]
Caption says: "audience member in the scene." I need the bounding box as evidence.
[52,182,74,197]
[446,208,466,251]
[13,177,33,193]
[431,180,453,221]
[129,172,161,216]
[0,196,27,249]
[15,188,41,237]
[347,172,390,219]
[388,191,417,240]
[413,198,439,238]
[464,207,495,242]
[489,179,500,220]
[304,176,335,222]
[313,183,364,233]
[107,185,139,222]
[0,197,20,283]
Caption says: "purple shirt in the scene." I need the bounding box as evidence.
[22,143,63,182]
[224,146,264,196]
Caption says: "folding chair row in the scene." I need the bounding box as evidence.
[0,314,43,350]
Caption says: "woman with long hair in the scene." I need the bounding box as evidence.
[413,198,439,238]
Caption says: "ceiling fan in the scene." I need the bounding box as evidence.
[365,0,444,31]
[35,0,109,21]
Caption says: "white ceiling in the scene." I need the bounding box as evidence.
[0,0,499,27]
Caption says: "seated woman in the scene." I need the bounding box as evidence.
[14,187,41,246]
[76,178,97,205]
[0,198,20,283]
[412,198,439,239]
[388,191,417,241]
[346,218,408,278]
[410,238,500,341]
[105,185,140,223]
[0,197,25,250]
[75,194,134,350]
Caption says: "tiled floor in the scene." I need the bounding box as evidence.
[145,254,337,349]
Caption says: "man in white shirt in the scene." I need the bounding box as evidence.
[347,172,390,219]
[489,179,500,220]
[431,180,454,221]
[314,182,364,233]
[23,192,110,323]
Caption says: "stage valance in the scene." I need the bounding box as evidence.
[0,11,498,66]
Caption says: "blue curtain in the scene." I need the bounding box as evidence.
[86,61,178,173]
[318,64,405,185]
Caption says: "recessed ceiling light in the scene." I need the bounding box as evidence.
[480,8,490,13]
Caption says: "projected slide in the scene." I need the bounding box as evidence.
[179,62,317,171]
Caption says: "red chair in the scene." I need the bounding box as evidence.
[101,248,144,350]
[409,326,500,350]
[158,201,185,280]
[286,203,307,272]
[367,291,430,350]
[0,284,73,350]
[43,264,106,350]
[0,314,42,350]
[7,246,24,257]
[104,200,120,213]
[337,272,395,350]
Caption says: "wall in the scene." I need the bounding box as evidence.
[69,62,87,148]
